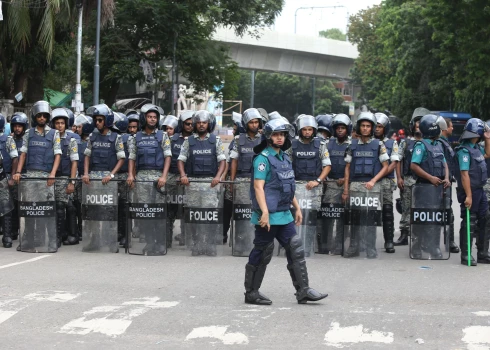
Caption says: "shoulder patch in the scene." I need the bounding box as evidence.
[415,148,422,155]
[462,154,469,163]
[257,162,266,172]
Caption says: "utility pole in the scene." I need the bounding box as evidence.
[73,0,84,114]
[250,70,255,108]
[93,0,102,105]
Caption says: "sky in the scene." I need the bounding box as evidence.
[273,0,382,36]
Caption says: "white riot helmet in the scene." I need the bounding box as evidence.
[296,115,318,138]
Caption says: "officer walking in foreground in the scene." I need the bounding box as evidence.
[374,113,399,253]
[455,118,490,266]
[244,118,327,305]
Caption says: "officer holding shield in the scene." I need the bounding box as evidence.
[244,119,327,305]
[342,112,389,259]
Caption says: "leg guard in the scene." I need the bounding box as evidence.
[285,234,328,304]
[244,241,274,305]
[382,204,395,253]
[446,210,459,253]
[56,202,67,249]
[11,199,19,240]
[477,212,490,264]
[222,198,233,243]
[63,199,79,245]
[2,213,13,248]
[75,200,83,241]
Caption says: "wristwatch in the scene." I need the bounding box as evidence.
[71,180,76,185]
[315,178,322,183]
[110,173,115,179]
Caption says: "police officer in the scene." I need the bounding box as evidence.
[8,113,28,242]
[51,108,79,246]
[13,101,62,252]
[410,114,450,259]
[73,114,94,242]
[177,110,226,256]
[374,113,399,253]
[321,113,351,255]
[229,108,263,253]
[245,118,327,305]
[315,114,333,140]
[126,105,171,254]
[394,107,428,246]
[290,115,331,256]
[112,112,131,247]
[0,113,19,248]
[127,111,139,136]
[436,116,460,253]
[82,104,125,185]
[455,118,490,266]
[342,112,389,258]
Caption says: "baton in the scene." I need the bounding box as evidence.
[467,207,471,267]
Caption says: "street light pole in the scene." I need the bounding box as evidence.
[73,4,83,114]
[294,5,349,38]
[93,0,101,105]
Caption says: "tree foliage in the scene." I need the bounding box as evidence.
[349,0,490,121]
[318,28,346,41]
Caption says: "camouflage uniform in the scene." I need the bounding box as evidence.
[54,132,79,203]
[398,138,417,233]
[2,135,18,204]
[379,137,399,205]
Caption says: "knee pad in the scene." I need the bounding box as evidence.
[254,241,274,266]
[285,234,305,262]
[56,201,66,215]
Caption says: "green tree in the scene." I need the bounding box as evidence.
[314,80,345,115]
[319,28,346,41]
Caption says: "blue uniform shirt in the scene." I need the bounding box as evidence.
[251,146,294,225]
[456,140,485,171]
[411,138,447,164]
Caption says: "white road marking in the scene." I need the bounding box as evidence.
[324,322,394,348]
[186,326,249,345]
[0,255,51,270]
[462,326,490,350]
[59,297,179,337]
[0,311,18,324]
[472,311,490,317]
[24,291,81,303]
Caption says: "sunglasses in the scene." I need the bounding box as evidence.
[184,122,193,126]
[95,118,105,123]
[36,114,48,119]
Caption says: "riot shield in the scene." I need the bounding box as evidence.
[166,179,186,245]
[18,179,57,253]
[410,184,450,260]
[183,180,224,256]
[294,183,322,258]
[231,181,254,257]
[0,175,14,217]
[344,187,383,259]
[317,182,344,255]
[82,181,119,253]
[127,181,166,256]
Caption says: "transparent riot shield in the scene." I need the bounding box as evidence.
[294,183,322,258]
[410,184,450,260]
[317,182,344,255]
[0,175,14,217]
[166,179,186,246]
[344,186,383,259]
[127,181,166,256]
[18,179,57,253]
[82,181,118,253]
[232,181,254,257]
[183,180,224,256]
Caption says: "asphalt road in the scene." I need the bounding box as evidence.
[1,186,490,349]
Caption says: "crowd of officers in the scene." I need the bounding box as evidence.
[1,101,490,266]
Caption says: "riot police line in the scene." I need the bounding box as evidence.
[1,102,489,266]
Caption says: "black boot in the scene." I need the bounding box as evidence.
[394,229,409,246]
[2,214,13,248]
[344,227,359,258]
[63,199,79,245]
[382,204,395,253]
[287,262,328,304]
[447,210,459,253]
[244,263,272,305]
[477,213,490,264]
[477,241,490,264]
[56,202,67,249]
